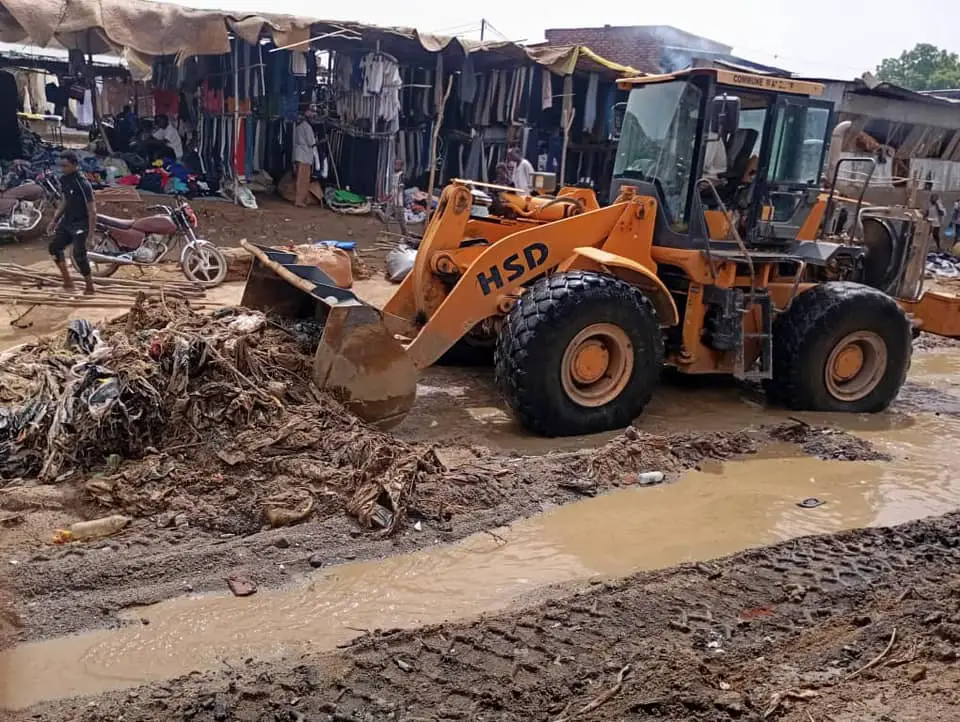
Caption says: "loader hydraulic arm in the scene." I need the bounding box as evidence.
[403,199,672,369]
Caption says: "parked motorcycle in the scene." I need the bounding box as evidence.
[84,197,227,287]
[0,173,61,240]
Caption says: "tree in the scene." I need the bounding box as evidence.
[876,44,960,91]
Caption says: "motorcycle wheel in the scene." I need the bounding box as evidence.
[181,244,227,287]
[74,232,121,278]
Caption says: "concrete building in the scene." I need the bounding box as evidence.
[542,25,731,75]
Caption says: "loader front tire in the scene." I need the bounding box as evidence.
[766,282,911,413]
[495,271,663,437]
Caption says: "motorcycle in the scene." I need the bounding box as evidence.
[84,197,228,287]
[0,172,61,240]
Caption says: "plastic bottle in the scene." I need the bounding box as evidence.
[636,471,665,486]
[54,514,131,543]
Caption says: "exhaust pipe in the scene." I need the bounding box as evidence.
[86,251,138,266]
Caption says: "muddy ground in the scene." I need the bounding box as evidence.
[1,402,881,644]
[15,510,960,722]
[0,196,400,271]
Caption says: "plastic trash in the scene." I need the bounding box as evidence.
[67,319,102,355]
[637,471,665,486]
[314,240,358,251]
[87,378,121,421]
[385,245,417,284]
[53,514,131,543]
[227,313,266,334]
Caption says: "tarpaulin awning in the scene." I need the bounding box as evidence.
[0,0,312,59]
[0,0,640,78]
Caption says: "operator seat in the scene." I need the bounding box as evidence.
[721,128,759,187]
[716,128,759,206]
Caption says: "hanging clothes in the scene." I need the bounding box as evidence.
[76,89,95,127]
[541,68,553,110]
[473,73,488,126]
[0,71,22,160]
[291,51,308,77]
[460,53,477,104]
[583,73,599,133]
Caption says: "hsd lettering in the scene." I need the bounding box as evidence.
[476,242,549,296]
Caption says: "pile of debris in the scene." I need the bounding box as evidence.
[926,251,960,280]
[1,301,880,539]
[0,300,440,534]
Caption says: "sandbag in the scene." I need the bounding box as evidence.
[288,243,354,289]
[385,245,417,284]
[277,171,322,206]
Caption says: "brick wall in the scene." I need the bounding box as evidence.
[544,25,731,74]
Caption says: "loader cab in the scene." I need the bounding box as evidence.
[610,69,832,249]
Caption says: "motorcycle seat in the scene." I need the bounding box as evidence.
[0,184,44,202]
[98,214,136,229]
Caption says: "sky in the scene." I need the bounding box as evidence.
[147,0,954,80]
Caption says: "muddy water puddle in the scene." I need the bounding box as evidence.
[6,398,960,709]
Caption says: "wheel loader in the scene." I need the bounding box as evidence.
[240,67,957,437]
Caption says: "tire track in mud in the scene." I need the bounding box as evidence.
[14,511,960,721]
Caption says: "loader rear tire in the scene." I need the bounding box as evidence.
[765,281,911,413]
[495,271,663,437]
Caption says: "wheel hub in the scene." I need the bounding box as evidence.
[560,323,634,408]
[824,331,888,402]
[831,344,865,382]
[571,340,610,384]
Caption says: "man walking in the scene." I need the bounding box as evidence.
[387,157,408,236]
[293,107,317,208]
[47,151,96,295]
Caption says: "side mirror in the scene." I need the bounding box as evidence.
[611,102,627,140]
[709,95,741,136]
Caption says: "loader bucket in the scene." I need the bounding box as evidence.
[240,240,417,429]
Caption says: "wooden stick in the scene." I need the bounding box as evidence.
[426,75,455,223]
[0,264,205,293]
[560,75,575,187]
[845,627,897,680]
[0,286,198,301]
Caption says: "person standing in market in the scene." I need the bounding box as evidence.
[928,193,946,251]
[152,114,183,160]
[293,107,318,208]
[377,157,409,236]
[46,151,96,295]
[509,146,534,194]
[494,162,513,187]
[951,198,960,245]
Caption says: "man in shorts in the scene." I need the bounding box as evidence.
[47,151,96,295]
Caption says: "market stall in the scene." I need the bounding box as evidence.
[0,0,640,209]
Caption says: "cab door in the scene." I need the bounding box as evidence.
[761,97,833,237]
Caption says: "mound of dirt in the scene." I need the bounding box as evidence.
[19,510,960,722]
[768,419,892,461]
[913,331,960,352]
[0,300,440,535]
